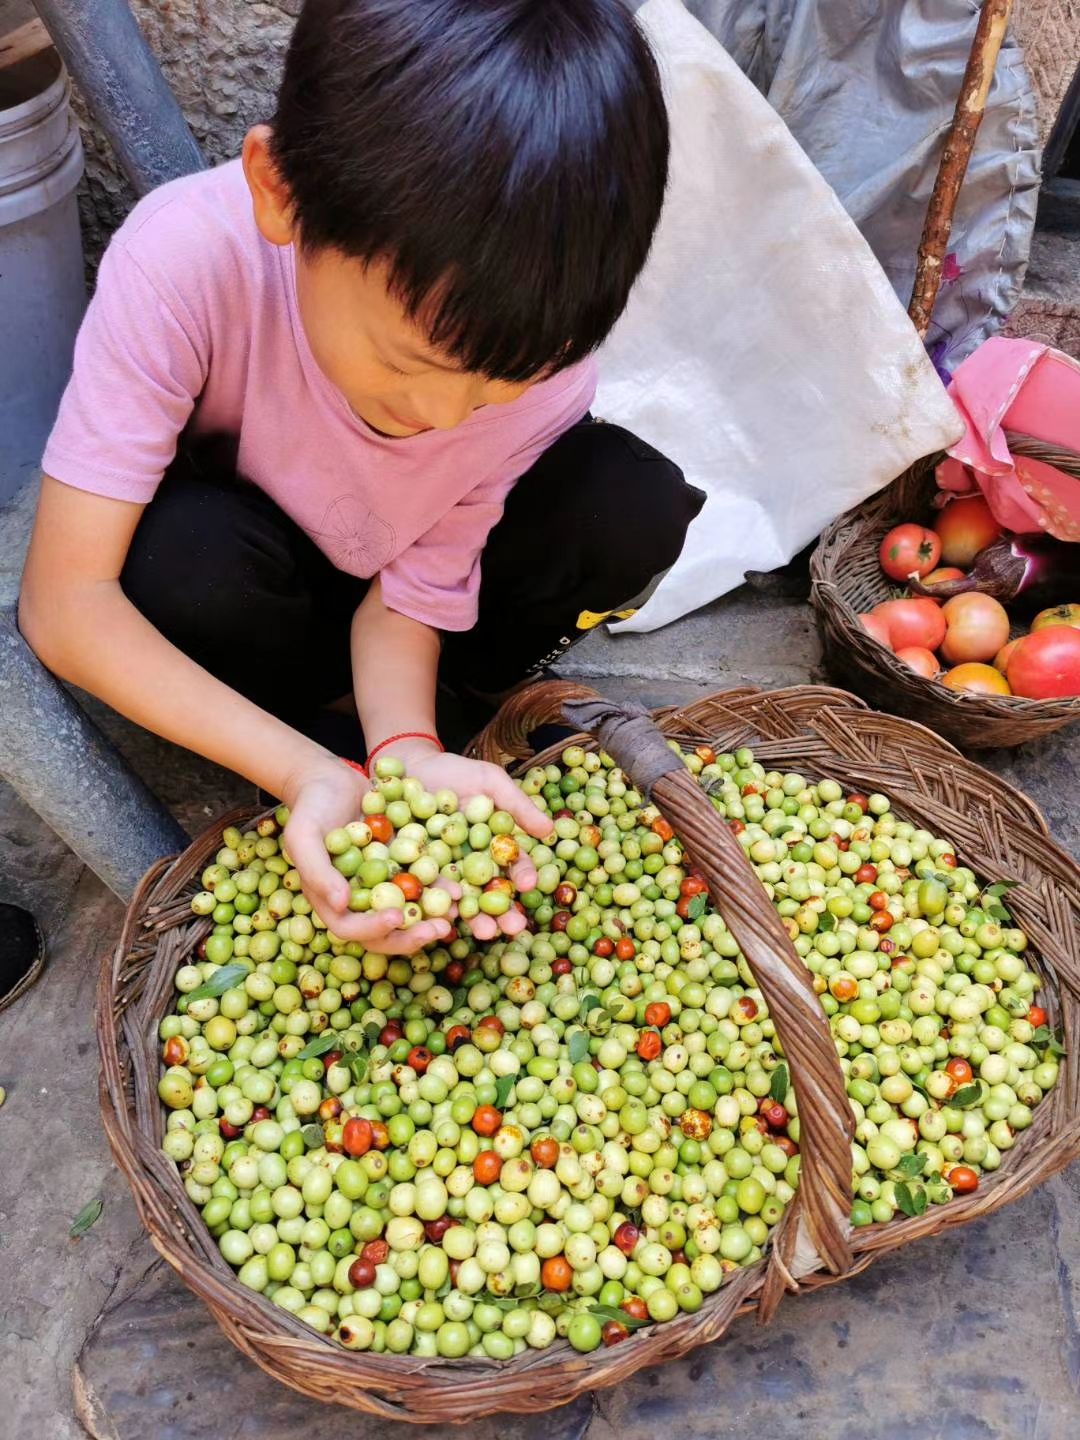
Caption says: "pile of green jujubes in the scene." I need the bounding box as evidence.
[157,745,1062,1358]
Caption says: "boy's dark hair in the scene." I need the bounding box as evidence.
[271,0,669,382]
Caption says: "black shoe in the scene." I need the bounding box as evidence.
[744,542,813,599]
[0,904,45,1013]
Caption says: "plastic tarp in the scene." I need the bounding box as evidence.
[684,0,1041,371]
[596,0,967,632]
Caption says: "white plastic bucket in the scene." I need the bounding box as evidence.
[0,49,86,503]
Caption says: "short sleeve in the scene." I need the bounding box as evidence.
[380,360,596,629]
[42,238,208,503]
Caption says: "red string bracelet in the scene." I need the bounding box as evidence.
[367,731,444,767]
[342,758,368,777]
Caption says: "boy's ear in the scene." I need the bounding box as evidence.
[242,125,296,247]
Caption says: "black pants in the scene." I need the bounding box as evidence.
[121,420,703,749]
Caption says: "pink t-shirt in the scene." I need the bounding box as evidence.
[44,160,596,631]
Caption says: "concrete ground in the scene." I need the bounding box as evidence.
[1,569,1078,1440]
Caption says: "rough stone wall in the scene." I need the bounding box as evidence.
[1013,0,1080,145]
[75,0,298,258]
[28,0,1080,259]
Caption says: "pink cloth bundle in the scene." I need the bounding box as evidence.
[937,337,1080,542]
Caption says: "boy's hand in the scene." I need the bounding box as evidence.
[280,757,453,955]
[392,741,553,898]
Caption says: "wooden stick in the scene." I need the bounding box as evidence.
[908,0,1014,339]
[0,17,51,72]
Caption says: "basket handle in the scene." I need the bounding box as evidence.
[476,680,855,1304]
[559,697,853,1295]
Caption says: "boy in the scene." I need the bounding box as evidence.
[19,0,701,959]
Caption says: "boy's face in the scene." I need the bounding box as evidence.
[244,128,534,438]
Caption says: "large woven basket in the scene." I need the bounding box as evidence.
[810,450,1080,749]
[98,681,1080,1423]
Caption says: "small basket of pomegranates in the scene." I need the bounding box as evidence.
[810,450,1079,749]
[100,680,1080,1422]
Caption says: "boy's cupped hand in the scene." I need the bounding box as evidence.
[280,750,551,956]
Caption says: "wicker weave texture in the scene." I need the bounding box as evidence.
[98,683,1080,1422]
